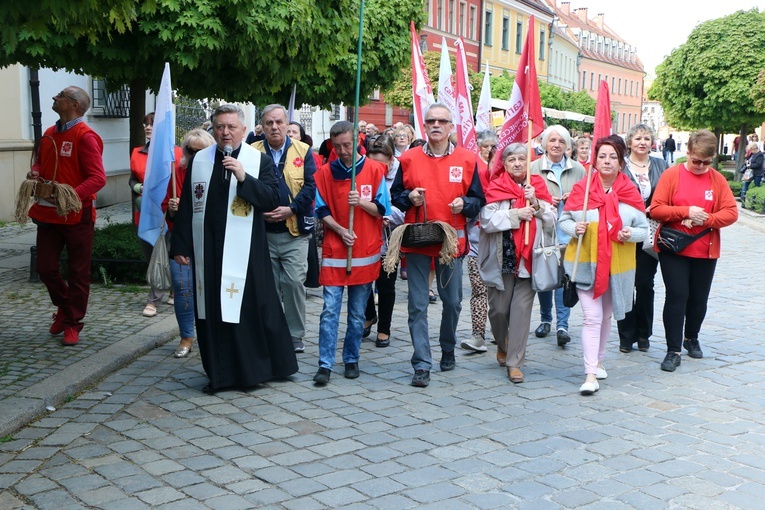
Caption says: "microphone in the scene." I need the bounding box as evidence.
[223,145,233,180]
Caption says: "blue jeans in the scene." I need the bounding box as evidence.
[740,173,763,199]
[318,283,371,370]
[537,286,570,331]
[170,258,195,338]
[406,253,463,371]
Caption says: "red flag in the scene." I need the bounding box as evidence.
[410,21,435,140]
[454,37,478,154]
[492,15,544,177]
[593,80,612,143]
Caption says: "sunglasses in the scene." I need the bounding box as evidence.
[424,118,451,126]
[690,157,712,166]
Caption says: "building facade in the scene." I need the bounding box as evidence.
[549,1,645,134]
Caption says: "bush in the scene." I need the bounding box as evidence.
[91,222,147,284]
[675,156,687,164]
[743,184,765,213]
[729,180,743,196]
[719,170,734,181]
[718,154,733,162]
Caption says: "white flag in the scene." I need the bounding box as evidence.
[475,60,492,133]
[437,36,456,119]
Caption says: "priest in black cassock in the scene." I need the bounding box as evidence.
[171,104,298,393]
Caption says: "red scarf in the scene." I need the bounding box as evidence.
[484,173,553,274]
[565,171,645,297]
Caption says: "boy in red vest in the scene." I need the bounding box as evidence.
[27,86,107,345]
[312,121,391,384]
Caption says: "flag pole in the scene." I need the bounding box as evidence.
[171,162,177,200]
[347,0,365,275]
[524,118,533,244]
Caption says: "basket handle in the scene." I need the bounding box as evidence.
[36,135,59,182]
[414,191,427,222]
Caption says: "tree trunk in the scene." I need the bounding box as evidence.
[129,78,147,154]
[713,128,722,169]
[734,123,748,182]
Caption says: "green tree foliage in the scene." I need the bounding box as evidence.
[752,69,765,112]
[383,50,482,110]
[648,9,765,133]
[1,0,425,148]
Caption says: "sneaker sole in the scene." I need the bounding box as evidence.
[460,341,487,352]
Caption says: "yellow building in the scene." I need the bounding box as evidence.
[481,1,555,81]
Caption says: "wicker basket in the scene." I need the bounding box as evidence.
[401,200,444,248]
[31,136,59,200]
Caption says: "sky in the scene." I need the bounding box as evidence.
[566,0,765,77]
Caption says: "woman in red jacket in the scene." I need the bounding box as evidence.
[650,129,738,372]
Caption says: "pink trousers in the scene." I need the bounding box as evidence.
[576,286,613,375]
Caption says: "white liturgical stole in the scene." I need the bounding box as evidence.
[191,143,261,323]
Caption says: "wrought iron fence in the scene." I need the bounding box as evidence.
[175,96,215,145]
[91,78,130,118]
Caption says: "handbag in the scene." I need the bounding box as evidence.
[642,218,659,260]
[656,226,712,254]
[401,199,445,248]
[146,220,172,291]
[304,234,320,288]
[531,224,563,292]
[561,273,579,307]
[742,168,754,182]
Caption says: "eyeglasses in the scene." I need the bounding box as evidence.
[395,133,409,138]
[690,157,712,166]
[424,118,451,126]
[56,91,78,102]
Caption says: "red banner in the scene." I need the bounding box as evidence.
[454,37,478,154]
[492,15,544,176]
[411,21,435,140]
[593,80,612,143]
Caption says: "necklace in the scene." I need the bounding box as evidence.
[628,157,649,169]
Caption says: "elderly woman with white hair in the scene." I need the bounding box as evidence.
[530,124,587,347]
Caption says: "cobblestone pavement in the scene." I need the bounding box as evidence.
[1,205,764,509]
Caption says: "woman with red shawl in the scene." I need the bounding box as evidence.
[478,143,555,383]
[560,135,648,395]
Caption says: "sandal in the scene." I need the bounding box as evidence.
[508,367,524,383]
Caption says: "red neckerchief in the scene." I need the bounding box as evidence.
[565,171,645,298]
[484,173,553,274]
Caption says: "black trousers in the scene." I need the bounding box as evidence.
[617,244,659,344]
[365,264,398,336]
[658,251,717,353]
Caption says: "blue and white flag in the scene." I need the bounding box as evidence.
[287,84,297,122]
[138,62,175,246]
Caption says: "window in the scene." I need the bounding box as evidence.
[91,78,130,118]
[611,77,616,93]
[469,6,476,39]
[437,0,443,30]
[448,0,454,33]
[590,72,595,91]
[622,113,626,132]
[459,2,466,36]
[582,70,587,90]
[598,73,602,86]
[502,16,509,50]
[630,80,634,96]
[539,29,545,60]
[618,78,622,95]
[515,18,523,54]
[484,11,493,46]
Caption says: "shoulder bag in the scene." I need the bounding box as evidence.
[531,222,563,292]
[147,219,172,291]
[656,226,712,254]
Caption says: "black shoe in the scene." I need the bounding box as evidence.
[637,338,650,352]
[619,340,633,353]
[556,329,570,347]
[429,291,437,304]
[344,362,360,379]
[362,317,377,338]
[683,338,703,359]
[660,352,681,372]
[440,350,456,371]
[411,369,430,387]
[313,367,331,385]
[201,383,216,394]
[535,323,551,338]
[375,336,390,348]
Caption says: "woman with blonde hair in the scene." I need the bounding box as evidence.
[166,128,216,357]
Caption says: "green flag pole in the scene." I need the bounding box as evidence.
[347,0,366,275]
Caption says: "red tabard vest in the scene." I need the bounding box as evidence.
[316,159,386,286]
[398,146,477,257]
[29,123,103,225]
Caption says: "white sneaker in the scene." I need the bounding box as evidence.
[460,335,488,353]
[579,380,599,395]
[596,366,608,380]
